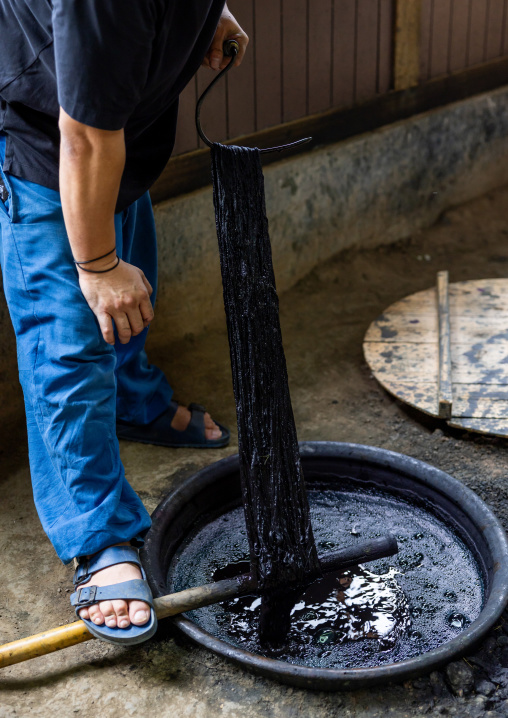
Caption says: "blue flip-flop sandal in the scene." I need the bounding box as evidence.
[70,546,158,646]
[116,400,230,449]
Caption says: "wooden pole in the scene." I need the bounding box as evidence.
[0,577,254,670]
[393,0,422,91]
[437,270,453,419]
[0,535,397,669]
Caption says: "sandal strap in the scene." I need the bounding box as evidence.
[188,403,206,413]
[184,403,207,441]
[70,578,154,609]
[74,546,142,587]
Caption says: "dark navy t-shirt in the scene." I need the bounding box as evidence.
[0,0,224,211]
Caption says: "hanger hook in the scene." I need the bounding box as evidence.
[195,40,311,154]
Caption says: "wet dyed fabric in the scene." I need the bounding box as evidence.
[0,133,172,564]
[211,143,320,638]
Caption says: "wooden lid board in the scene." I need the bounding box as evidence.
[363,274,508,437]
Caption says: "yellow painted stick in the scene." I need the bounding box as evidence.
[0,621,93,668]
[0,576,253,669]
[0,535,397,669]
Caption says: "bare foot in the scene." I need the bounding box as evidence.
[78,544,150,629]
[171,405,222,440]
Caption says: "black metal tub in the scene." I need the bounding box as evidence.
[142,442,508,690]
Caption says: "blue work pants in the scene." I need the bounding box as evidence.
[0,135,172,563]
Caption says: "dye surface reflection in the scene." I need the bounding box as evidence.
[168,487,483,669]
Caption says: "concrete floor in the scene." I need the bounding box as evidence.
[2,187,508,716]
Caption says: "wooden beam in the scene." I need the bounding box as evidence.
[437,271,453,419]
[393,0,422,91]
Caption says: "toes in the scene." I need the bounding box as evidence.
[112,599,131,629]
[88,604,105,625]
[204,412,222,440]
[80,600,144,629]
[99,600,117,627]
[170,406,191,432]
[129,600,150,626]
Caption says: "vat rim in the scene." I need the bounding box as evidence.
[143,441,508,690]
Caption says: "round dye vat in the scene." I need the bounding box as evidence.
[168,489,481,669]
[143,442,508,690]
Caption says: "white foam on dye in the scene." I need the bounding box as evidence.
[246,598,262,612]
[292,566,411,647]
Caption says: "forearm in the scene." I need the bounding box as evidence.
[59,108,125,268]
[58,108,153,345]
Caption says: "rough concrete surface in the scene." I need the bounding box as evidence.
[2,187,508,716]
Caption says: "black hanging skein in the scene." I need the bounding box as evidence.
[211,143,321,644]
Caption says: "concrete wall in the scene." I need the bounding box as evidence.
[151,85,508,347]
[1,86,508,428]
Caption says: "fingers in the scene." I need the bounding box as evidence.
[231,33,248,68]
[98,312,115,345]
[81,261,154,345]
[140,272,153,297]
[113,313,132,344]
[140,295,154,326]
[207,42,224,71]
[125,306,145,337]
[211,34,248,71]
[112,304,153,343]
[138,270,154,326]
[203,8,249,71]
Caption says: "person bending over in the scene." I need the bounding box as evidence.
[0,0,248,644]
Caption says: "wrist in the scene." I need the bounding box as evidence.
[76,254,121,277]
[74,246,119,273]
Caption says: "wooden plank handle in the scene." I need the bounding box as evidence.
[0,535,397,669]
[437,270,453,419]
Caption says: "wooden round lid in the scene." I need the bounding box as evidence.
[363,274,508,437]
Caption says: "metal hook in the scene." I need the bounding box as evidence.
[195,39,311,154]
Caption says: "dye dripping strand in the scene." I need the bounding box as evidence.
[211,143,321,643]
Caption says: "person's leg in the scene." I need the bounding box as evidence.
[114,192,226,443]
[114,192,173,425]
[0,135,151,629]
